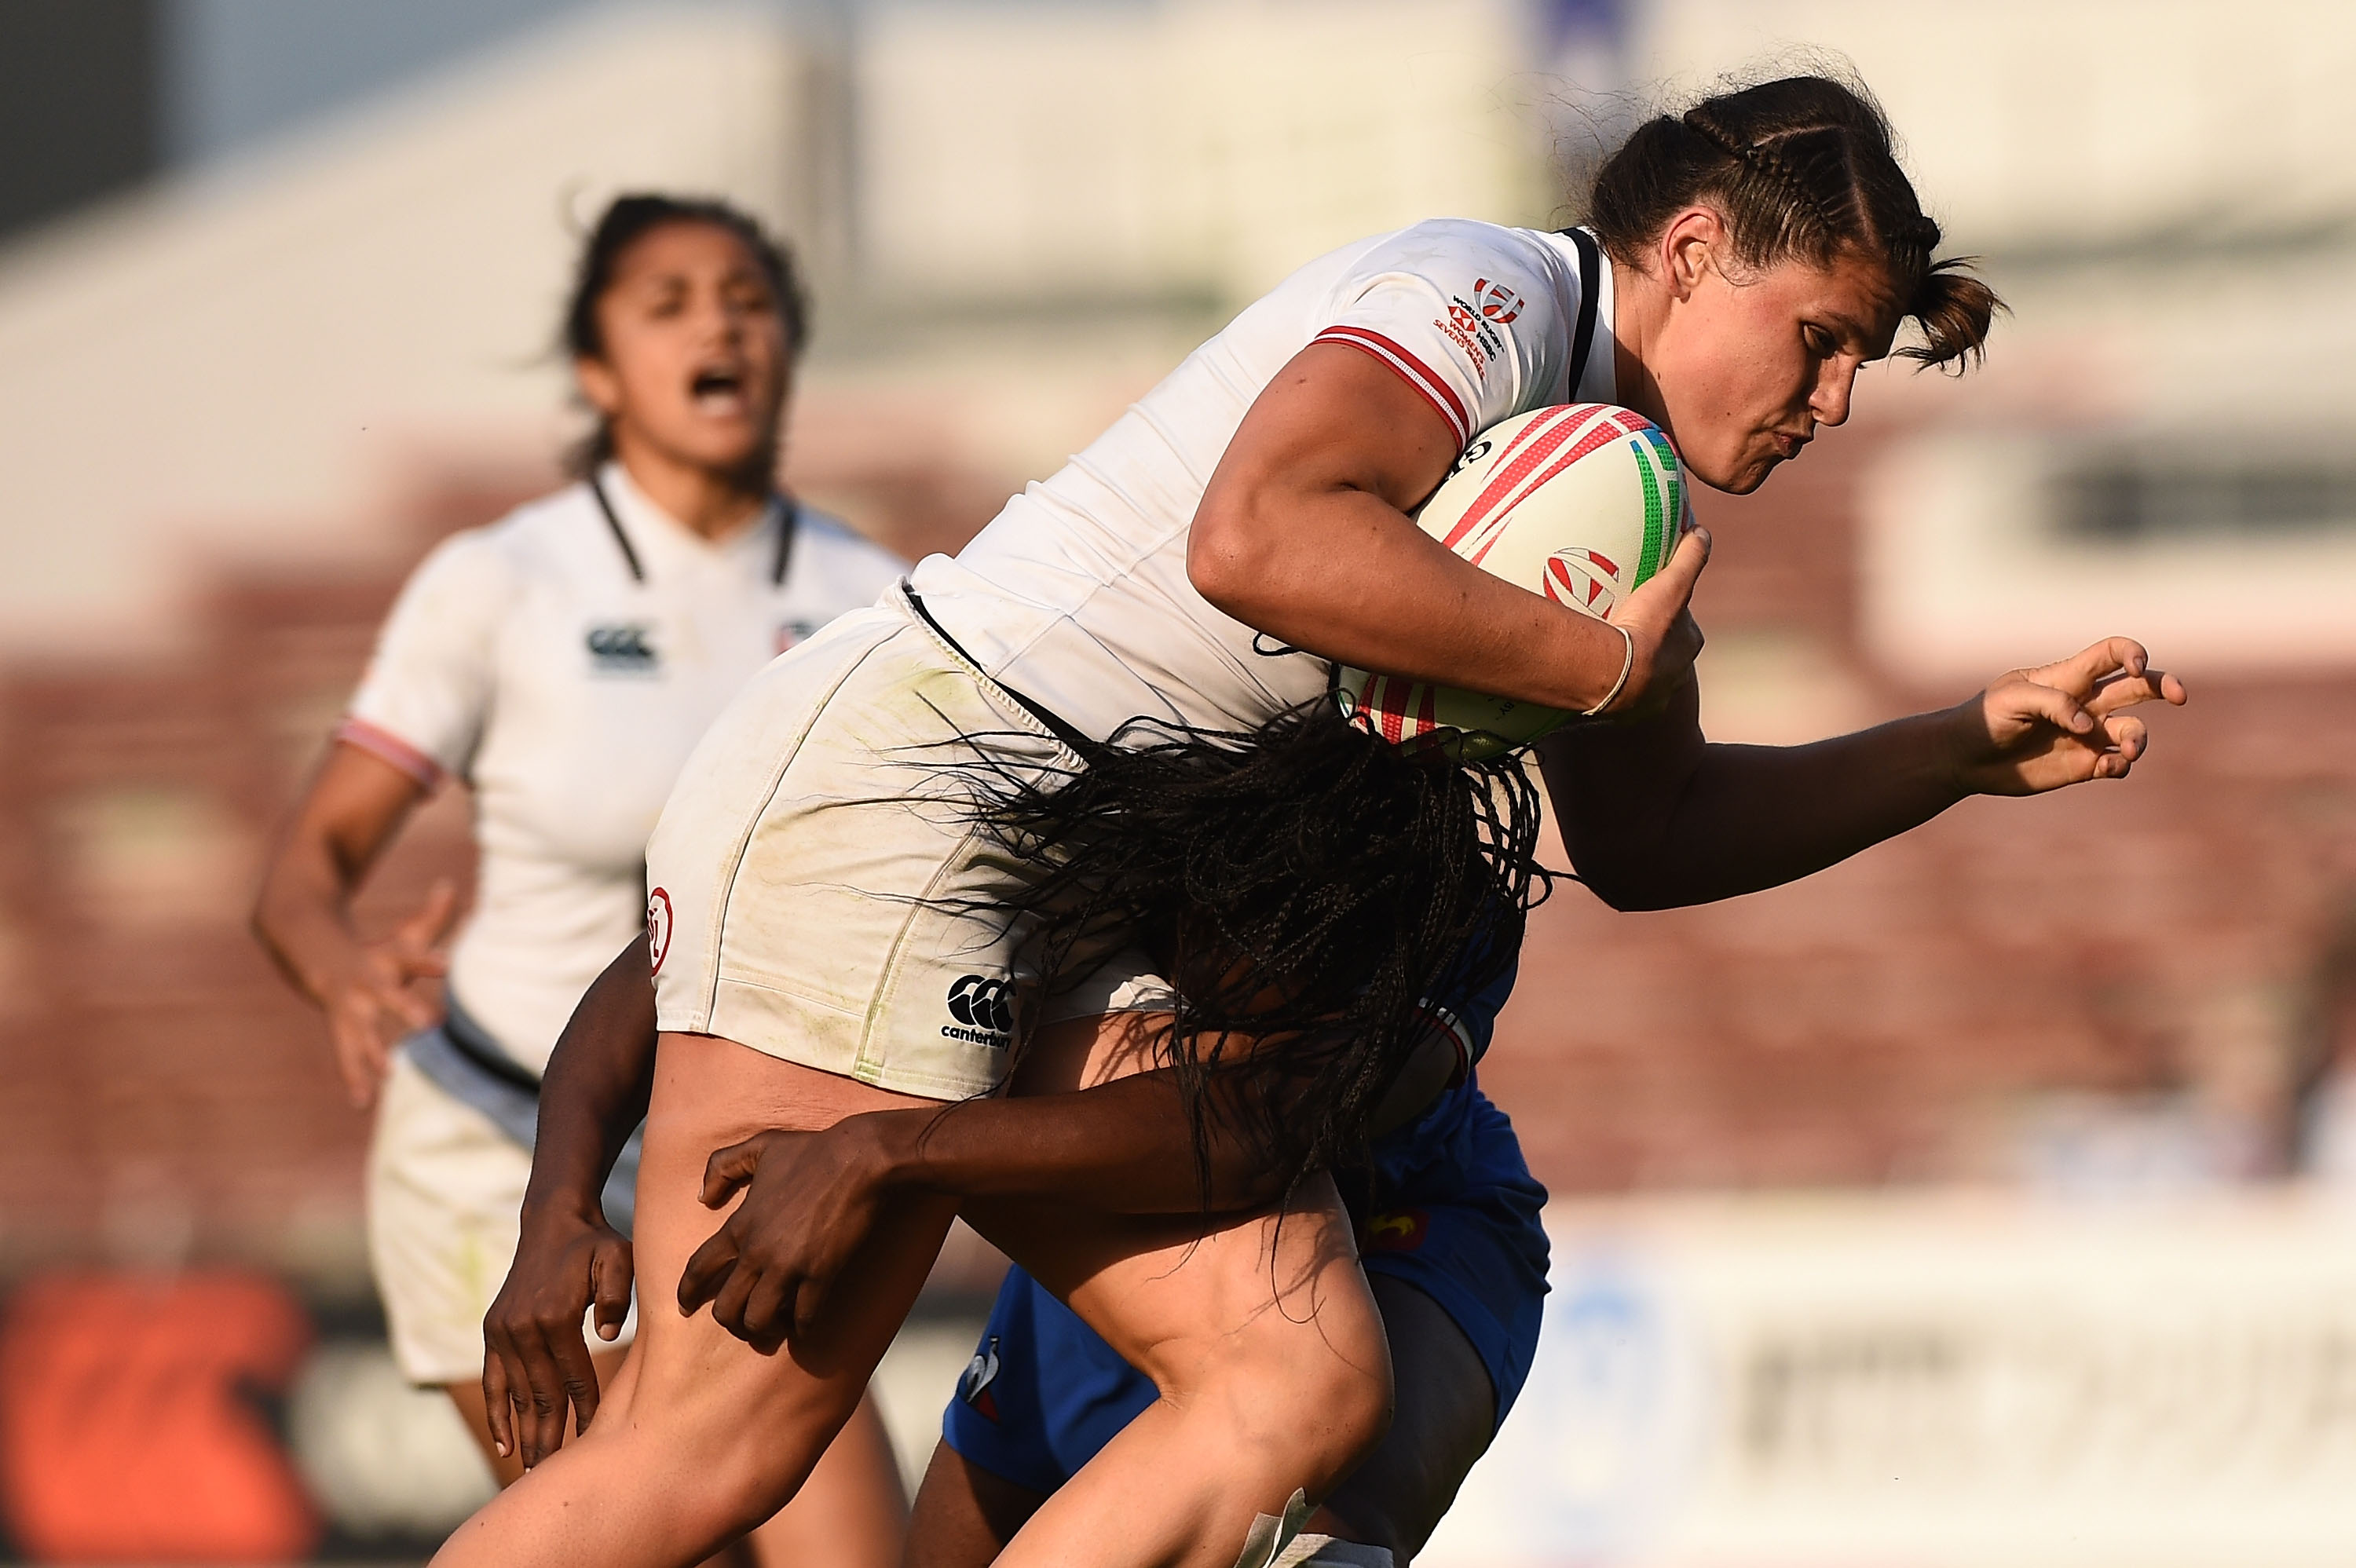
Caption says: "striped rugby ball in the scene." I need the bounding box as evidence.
[1334,402,1687,761]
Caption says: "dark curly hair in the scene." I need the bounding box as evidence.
[1587,74,2001,371]
[948,703,1548,1202]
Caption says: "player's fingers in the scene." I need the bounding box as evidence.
[547,1325,603,1437]
[2085,664,2189,718]
[677,1226,741,1314]
[332,1017,388,1109]
[504,1321,563,1466]
[706,1253,762,1342]
[2001,677,2094,737]
[397,879,463,952]
[2100,713,2150,770]
[1642,526,1711,612]
[591,1242,634,1341]
[791,1273,826,1348]
[2040,636,2147,695]
[481,1343,518,1459]
[741,1263,796,1348]
[699,1135,768,1207]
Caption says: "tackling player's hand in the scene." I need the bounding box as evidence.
[321,880,456,1109]
[1595,527,1709,715]
[1944,637,2188,797]
[481,1203,633,1467]
[675,1117,902,1353]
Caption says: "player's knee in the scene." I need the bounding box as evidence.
[1217,1327,1392,1487]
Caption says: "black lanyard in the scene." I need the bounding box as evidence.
[587,473,797,587]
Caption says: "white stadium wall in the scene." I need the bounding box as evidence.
[856,0,1559,308]
[1629,0,2356,254]
[0,7,832,660]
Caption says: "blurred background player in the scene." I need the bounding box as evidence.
[250,193,909,1565]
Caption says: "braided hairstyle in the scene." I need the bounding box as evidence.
[1587,75,1999,370]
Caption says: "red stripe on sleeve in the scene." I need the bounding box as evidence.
[1312,327,1472,445]
[334,717,443,789]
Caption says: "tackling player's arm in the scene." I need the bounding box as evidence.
[1542,636,2188,911]
[1188,342,1708,717]
[675,1040,1454,1351]
[478,940,654,1467]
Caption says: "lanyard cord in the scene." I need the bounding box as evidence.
[587,472,798,588]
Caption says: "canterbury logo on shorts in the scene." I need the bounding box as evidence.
[944,973,1014,1046]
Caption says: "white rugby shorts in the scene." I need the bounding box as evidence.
[646,590,1086,1101]
[367,1052,635,1387]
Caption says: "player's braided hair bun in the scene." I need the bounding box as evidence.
[1589,74,2000,370]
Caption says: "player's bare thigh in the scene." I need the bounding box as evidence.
[587,1032,959,1445]
[971,1011,1387,1409]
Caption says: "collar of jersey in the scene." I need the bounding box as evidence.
[1542,225,1620,408]
[597,460,782,571]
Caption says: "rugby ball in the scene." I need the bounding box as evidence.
[1334,403,1687,762]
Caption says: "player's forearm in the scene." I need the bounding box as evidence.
[1195,484,1633,715]
[1549,697,1967,910]
[521,941,658,1226]
[250,839,368,1006]
[1648,712,1966,905]
[851,1073,1282,1215]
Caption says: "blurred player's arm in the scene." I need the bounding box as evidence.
[251,743,457,1109]
[479,939,653,1467]
[1542,636,2187,912]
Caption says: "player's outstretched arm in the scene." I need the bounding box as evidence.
[479,939,652,1467]
[1542,636,2187,912]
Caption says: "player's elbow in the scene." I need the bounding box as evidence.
[1567,852,1683,913]
[1186,495,1278,622]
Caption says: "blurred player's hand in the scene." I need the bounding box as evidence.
[1946,637,2188,797]
[323,879,455,1108]
[481,1204,633,1467]
[677,1117,901,1352]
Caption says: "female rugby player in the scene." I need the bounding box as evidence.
[251,195,909,1566]
[438,75,2178,1568]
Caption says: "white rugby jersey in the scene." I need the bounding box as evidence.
[908,219,1618,741]
[341,462,905,1074]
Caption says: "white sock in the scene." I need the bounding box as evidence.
[1231,1490,1312,1568]
[1271,1533,1395,1568]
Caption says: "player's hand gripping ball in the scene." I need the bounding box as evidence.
[1334,403,1690,762]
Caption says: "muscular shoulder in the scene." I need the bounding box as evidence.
[1349,217,1568,279]
[1312,219,1579,442]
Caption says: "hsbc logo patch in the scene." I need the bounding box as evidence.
[943,973,1014,1047]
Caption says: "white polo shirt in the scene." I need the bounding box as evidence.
[908,219,1617,742]
[340,463,905,1074]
